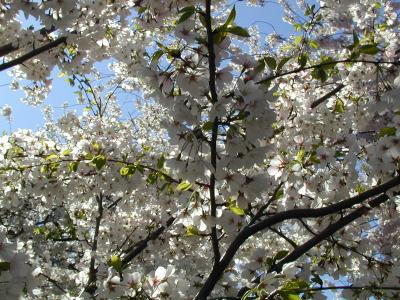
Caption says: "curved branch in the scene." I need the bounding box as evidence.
[269,193,389,273]
[266,285,400,300]
[194,176,400,299]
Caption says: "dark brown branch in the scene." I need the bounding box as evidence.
[256,59,399,85]
[266,285,400,300]
[84,193,104,295]
[194,176,400,300]
[40,273,67,294]
[205,0,221,265]
[269,193,388,273]
[0,26,56,57]
[249,182,284,225]
[310,83,345,109]
[0,36,67,72]
[121,217,175,268]
[268,227,297,248]
[297,217,389,266]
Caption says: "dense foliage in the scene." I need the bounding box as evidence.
[0,0,400,299]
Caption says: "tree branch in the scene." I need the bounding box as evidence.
[205,0,221,265]
[310,83,345,109]
[256,59,399,85]
[269,193,389,273]
[83,193,104,295]
[194,176,400,300]
[266,285,400,300]
[121,217,175,268]
[0,26,56,58]
[0,36,67,72]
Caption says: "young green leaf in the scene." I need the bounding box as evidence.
[68,161,79,173]
[108,255,122,273]
[275,250,289,260]
[91,155,106,170]
[264,56,277,70]
[334,99,345,113]
[226,26,250,37]
[359,44,379,55]
[176,181,192,191]
[177,10,195,24]
[379,127,396,137]
[224,5,236,27]
[229,205,245,216]
[277,57,291,71]
[151,50,164,64]
[185,225,199,236]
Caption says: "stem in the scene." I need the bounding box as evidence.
[205,0,221,265]
[84,193,104,295]
[269,193,388,273]
[194,176,400,299]
[0,37,67,72]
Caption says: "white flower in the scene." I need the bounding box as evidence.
[1,104,12,121]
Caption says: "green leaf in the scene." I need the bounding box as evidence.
[359,44,379,55]
[311,67,327,83]
[224,5,236,27]
[295,148,305,163]
[311,272,323,286]
[308,40,319,49]
[137,7,147,14]
[0,261,11,271]
[275,250,289,260]
[225,25,250,37]
[61,149,72,156]
[280,292,301,300]
[298,54,308,68]
[334,99,345,113]
[167,48,181,59]
[92,142,101,153]
[276,189,284,200]
[277,57,291,71]
[199,13,207,28]
[151,50,164,64]
[119,166,131,176]
[91,155,106,170]
[147,172,158,184]
[68,161,79,172]
[157,155,166,169]
[176,181,192,191]
[353,30,360,48]
[293,23,303,31]
[202,121,214,131]
[294,35,302,46]
[177,10,195,23]
[379,127,396,137]
[229,205,245,216]
[178,5,195,13]
[264,56,277,69]
[185,225,199,236]
[213,30,228,44]
[46,153,58,161]
[108,255,122,273]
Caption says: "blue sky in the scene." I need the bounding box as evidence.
[0,2,293,133]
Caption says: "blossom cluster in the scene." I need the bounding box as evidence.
[0,0,400,299]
